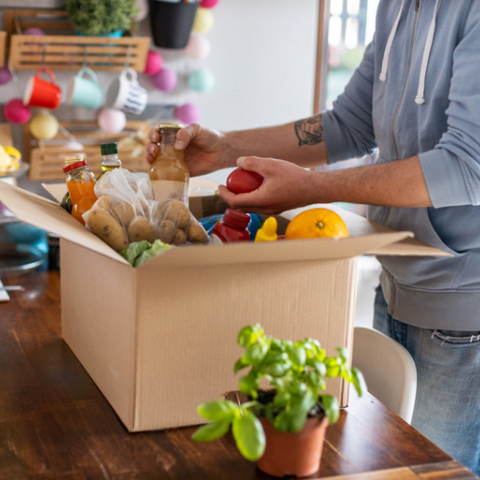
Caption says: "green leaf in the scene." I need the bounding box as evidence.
[238,373,258,397]
[351,368,367,397]
[232,411,266,461]
[192,419,231,442]
[197,400,237,421]
[242,342,268,365]
[337,347,349,363]
[288,346,307,367]
[234,358,249,373]
[273,411,290,432]
[238,324,264,348]
[273,391,291,409]
[321,394,339,425]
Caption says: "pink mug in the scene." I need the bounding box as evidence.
[24,68,62,109]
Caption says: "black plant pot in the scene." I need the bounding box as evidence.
[148,0,198,49]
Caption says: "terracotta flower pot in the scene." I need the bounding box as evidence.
[257,416,329,478]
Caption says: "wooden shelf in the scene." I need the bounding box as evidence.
[4,9,149,71]
[0,32,6,67]
[24,120,151,181]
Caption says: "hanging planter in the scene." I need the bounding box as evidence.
[148,0,198,49]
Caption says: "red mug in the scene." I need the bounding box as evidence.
[24,68,62,109]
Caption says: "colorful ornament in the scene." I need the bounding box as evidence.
[98,108,126,134]
[185,34,211,60]
[23,28,44,36]
[144,50,163,76]
[175,103,200,125]
[0,66,12,85]
[29,112,59,140]
[135,0,149,21]
[188,68,215,93]
[193,7,215,34]
[152,68,178,92]
[4,99,31,124]
[200,0,219,8]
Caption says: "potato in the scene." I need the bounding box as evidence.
[157,219,176,244]
[159,200,191,230]
[85,208,128,252]
[187,217,209,244]
[172,229,187,246]
[128,217,156,243]
[95,195,114,212]
[111,201,136,227]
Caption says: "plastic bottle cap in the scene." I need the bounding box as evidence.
[63,160,87,173]
[223,208,251,229]
[101,142,118,155]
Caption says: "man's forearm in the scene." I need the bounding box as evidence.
[307,156,433,208]
[224,114,329,169]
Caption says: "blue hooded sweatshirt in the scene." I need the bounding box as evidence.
[322,0,480,330]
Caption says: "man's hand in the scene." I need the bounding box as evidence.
[146,123,231,177]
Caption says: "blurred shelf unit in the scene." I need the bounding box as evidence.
[3,9,149,71]
[24,120,151,181]
[0,31,6,66]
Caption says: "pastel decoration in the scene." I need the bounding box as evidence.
[65,141,84,151]
[29,113,59,140]
[152,68,178,92]
[175,103,200,125]
[135,0,149,21]
[200,0,219,8]
[4,98,31,124]
[144,50,163,76]
[193,7,214,34]
[185,34,211,60]
[23,27,44,36]
[188,68,215,93]
[105,68,148,116]
[0,66,12,85]
[66,67,104,110]
[98,108,126,134]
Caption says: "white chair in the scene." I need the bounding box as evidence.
[352,326,417,424]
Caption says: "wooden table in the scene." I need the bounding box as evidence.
[0,270,477,479]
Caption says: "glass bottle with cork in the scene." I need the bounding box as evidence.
[63,154,97,226]
[149,123,189,204]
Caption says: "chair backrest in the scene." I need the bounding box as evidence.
[352,326,417,424]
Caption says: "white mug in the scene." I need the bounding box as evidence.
[105,68,148,115]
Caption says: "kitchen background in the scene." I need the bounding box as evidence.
[0,0,381,326]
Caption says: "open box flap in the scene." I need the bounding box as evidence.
[0,180,129,265]
[139,230,415,271]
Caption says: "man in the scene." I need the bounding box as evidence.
[147,1,480,474]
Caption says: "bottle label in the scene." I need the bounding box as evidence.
[151,180,188,204]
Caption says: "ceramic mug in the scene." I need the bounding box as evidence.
[105,68,148,115]
[24,68,62,109]
[66,67,104,110]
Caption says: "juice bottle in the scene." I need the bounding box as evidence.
[211,208,251,243]
[63,155,97,226]
[149,123,189,204]
[98,142,122,180]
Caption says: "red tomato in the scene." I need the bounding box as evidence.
[226,168,264,194]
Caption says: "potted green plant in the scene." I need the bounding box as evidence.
[66,0,138,37]
[192,324,366,478]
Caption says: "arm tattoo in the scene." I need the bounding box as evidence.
[294,114,325,146]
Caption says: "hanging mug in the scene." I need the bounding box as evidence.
[105,68,148,116]
[66,67,104,110]
[24,68,62,109]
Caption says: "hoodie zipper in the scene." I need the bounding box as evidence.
[383,0,421,228]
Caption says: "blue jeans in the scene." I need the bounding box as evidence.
[373,285,480,476]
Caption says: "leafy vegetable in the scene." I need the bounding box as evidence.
[120,239,173,266]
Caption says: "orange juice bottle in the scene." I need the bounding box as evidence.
[63,154,97,225]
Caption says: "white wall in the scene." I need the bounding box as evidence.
[0,0,319,187]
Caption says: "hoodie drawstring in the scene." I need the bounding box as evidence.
[379,0,441,106]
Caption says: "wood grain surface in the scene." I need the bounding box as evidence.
[0,270,475,479]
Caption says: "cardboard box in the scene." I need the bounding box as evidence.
[0,179,448,432]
